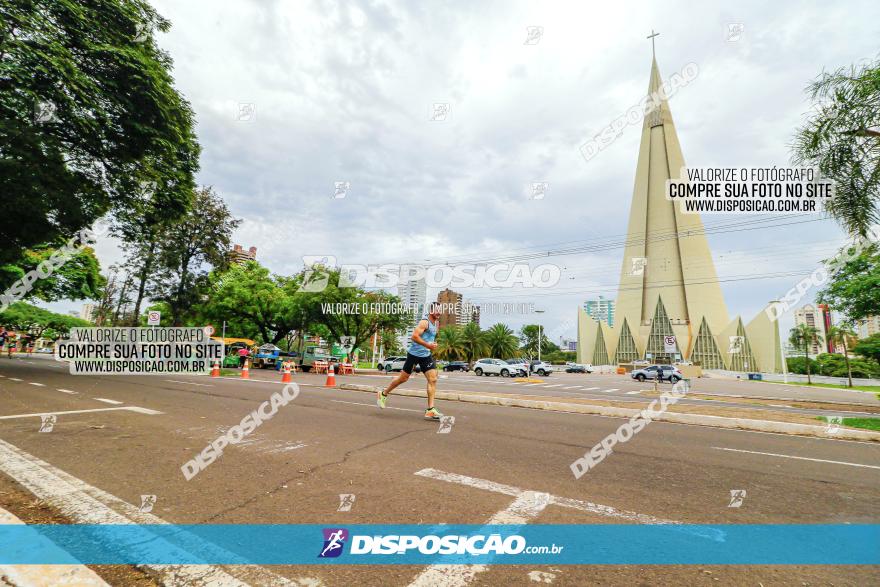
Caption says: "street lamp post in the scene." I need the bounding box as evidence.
[535,310,545,362]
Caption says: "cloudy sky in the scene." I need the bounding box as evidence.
[52,0,880,343]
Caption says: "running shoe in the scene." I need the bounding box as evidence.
[424,407,443,420]
[377,390,388,409]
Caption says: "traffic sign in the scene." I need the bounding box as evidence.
[147,311,161,326]
[663,335,677,353]
[204,324,215,336]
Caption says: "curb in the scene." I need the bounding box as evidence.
[0,507,109,586]
[339,384,880,442]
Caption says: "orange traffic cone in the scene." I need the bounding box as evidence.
[281,363,292,383]
[211,361,220,378]
[241,359,250,380]
[325,364,336,387]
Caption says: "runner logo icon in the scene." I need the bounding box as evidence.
[319,528,349,558]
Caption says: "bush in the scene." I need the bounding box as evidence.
[786,356,817,375]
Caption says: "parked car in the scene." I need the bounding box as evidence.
[565,363,593,373]
[377,356,421,373]
[631,364,683,383]
[443,361,470,372]
[529,360,553,376]
[473,358,521,377]
[504,359,529,377]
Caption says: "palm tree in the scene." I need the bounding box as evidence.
[484,323,519,359]
[460,322,487,367]
[435,325,465,361]
[789,323,823,384]
[827,324,857,388]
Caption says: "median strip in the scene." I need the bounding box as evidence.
[338,383,880,441]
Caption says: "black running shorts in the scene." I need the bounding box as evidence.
[402,353,436,374]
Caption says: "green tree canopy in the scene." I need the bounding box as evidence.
[484,323,520,358]
[792,56,880,237]
[818,243,880,323]
[0,301,90,339]
[853,333,880,363]
[0,0,200,267]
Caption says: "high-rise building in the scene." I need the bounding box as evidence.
[229,244,257,264]
[577,53,782,372]
[398,266,427,346]
[437,288,462,329]
[583,296,615,327]
[858,316,880,339]
[794,304,826,356]
[81,303,96,323]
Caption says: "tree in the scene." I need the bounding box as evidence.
[435,325,465,360]
[519,324,558,359]
[826,325,857,387]
[818,243,880,324]
[789,323,823,384]
[151,187,240,325]
[0,0,200,267]
[792,57,880,237]
[299,268,410,358]
[0,243,104,308]
[460,322,487,365]
[484,323,519,358]
[854,333,880,363]
[0,302,89,340]
[198,262,297,344]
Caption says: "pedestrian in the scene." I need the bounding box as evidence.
[238,345,249,368]
[378,302,445,420]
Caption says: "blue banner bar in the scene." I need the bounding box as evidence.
[0,524,876,565]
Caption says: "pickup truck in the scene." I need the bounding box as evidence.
[297,345,336,372]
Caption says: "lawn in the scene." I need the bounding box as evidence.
[764,380,880,393]
[817,416,880,432]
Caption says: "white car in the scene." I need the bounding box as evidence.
[378,356,423,373]
[473,358,522,377]
[529,360,553,376]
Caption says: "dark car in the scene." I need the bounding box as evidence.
[565,364,588,373]
[443,361,469,372]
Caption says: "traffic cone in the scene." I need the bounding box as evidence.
[281,363,291,383]
[325,364,336,387]
[211,361,220,378]
[241,359,250,380]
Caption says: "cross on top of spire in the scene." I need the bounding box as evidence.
[647,30,659,57]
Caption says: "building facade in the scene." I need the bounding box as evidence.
[858,316,880,339]
[577,55,782,372]
[583,296,615,327]
[229,244,257,264]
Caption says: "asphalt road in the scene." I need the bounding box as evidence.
[0,356,878,586]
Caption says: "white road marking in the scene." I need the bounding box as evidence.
[410,469,680,586]
[164,379,213,387]
[0,438,305,587]
[626,391,642,395]
[0,407,162,420]
[416,469,679,524]
[605,388,619,392]
[0,506,109,586]
[712,447,880,470]
[524,383,544,387]
[408,488,551,586]
[544,384,563,388]
[8,378,22,382]
[28,382,46,387]
[563,386,580,389]
[94,398,123,405]
[331,399,422,413]
[57,388,77,394]
[583,387,600,391]
[0,374,4,377]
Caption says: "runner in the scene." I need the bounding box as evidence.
[5,331,16,359]
[0,327,7,358]
[377,302,444,420]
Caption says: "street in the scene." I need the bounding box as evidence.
[1,356,877,586]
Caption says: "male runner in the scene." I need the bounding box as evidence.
[378,302,444,420]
